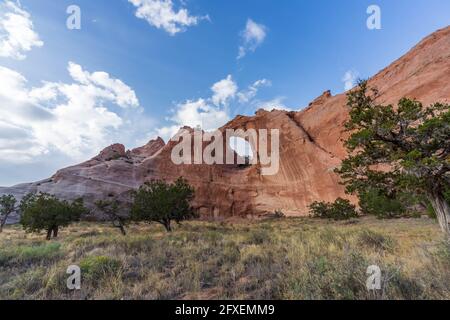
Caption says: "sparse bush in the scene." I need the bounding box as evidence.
[0,243,61,267]
[220,241,240,264]
[309,198,358,220]
[95,198,128,235]
[1,268,46,298]
[308,201,328,218]
[358,230,395,252]
[202,230,222,244]
[273,209,285,218]
[79,256,121,281]
[291,252,368,299]
[1,218,450,300]
[246,229,271,245]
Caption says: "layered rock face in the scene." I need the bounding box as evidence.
[1,26,449,219]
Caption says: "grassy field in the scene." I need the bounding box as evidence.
[0,216,449,300]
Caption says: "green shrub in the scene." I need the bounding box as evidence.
[309,198,358,220]
[359,189,406,218]
[79,256,121,281]
[0,268,46,299]
[0,243,61,267]
[358,230,395,252]
[246,229,271,245]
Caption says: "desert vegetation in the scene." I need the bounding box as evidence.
[131,178,197,232]
[95,198,128,236]
[0,195,16,232]
[19,193,87,240]
[0,217,449,300]
[0,83,448,300]
[309,198,358,220]
[337,81,450,233]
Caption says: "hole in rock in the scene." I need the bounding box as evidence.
[229,137,254,165]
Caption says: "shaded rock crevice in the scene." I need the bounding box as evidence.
[285,111,336,158]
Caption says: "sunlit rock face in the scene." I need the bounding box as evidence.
[1,27,449,219]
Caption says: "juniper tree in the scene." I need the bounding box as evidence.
[0,194,16,232]
[337,80,450,235]
[20,193,87,240]
[95,198,127,235]
[131,177,196,232]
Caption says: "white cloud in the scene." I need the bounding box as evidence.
[128,0,206,35]
[342,70,359,91]
[155,98,229,141]
[155,74,240,141]
[0,1,43,60]
[154,75,275,141]
[211,75,238,106]
[67,62,139,108]
[0,62,148,163]
[237,78,271,103]
[255,97,291,111]
[237,19,266,59]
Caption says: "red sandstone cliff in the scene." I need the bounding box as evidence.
[1,26,449,219]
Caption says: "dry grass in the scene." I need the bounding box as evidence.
[0,216,449,300]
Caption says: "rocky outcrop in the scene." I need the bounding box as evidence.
[1,26,449,220]
[308,90,332,107]
[129,137,165,158]
[94,144,127,162]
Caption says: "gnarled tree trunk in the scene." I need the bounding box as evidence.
[0,218,6,233]
[0,212,12,233]
[46,225,59,240]
[118,225,126,236]
[159,219,172,232]
[52,226,59,238]
[112,219,127,236]
[46,228,52,240]
[429,190,450,236]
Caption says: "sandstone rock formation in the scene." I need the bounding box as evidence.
[1,26,449,220]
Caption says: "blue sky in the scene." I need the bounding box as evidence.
[0,0,449,186]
